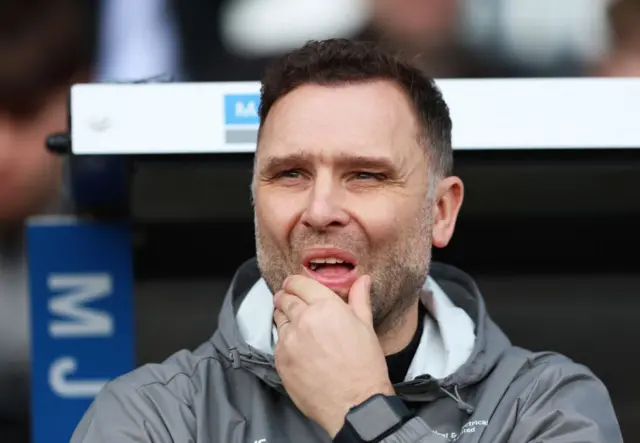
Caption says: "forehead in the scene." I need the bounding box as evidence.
[256,80,422,165]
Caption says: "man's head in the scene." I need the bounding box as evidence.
[252,39,463,334]
[0,0,96,229]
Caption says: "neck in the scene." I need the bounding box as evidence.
[378,298,421,356]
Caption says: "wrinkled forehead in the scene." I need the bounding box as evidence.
[255,81,424,169]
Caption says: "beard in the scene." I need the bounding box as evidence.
[255,199,434,335]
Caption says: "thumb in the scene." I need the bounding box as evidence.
[348,275,373,327]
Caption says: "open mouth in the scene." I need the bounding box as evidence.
[302,248,359,282]
[307,257,356,276]
[301,249,360,290]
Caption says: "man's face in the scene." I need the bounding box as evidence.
[253,80,437,332]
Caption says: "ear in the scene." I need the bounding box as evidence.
[432,176,464,248]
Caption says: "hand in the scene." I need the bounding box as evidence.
[273,274,394,437]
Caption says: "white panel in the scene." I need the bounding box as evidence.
[70,78,640,155]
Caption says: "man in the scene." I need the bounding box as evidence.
[71,39,622,443]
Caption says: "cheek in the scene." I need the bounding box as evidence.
[350,195,427,246]
[349,198,404,242]
[254,191,304,242]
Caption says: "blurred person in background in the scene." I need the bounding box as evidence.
[0,0,98,428]
[217,0,480,79]
[216,0,530,79]
[355,0,475,77]
[174,0,612,81]
[355,0,607,78]
[594,0,640,76]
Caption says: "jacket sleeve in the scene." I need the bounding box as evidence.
[373,359,623,443]
[508,360,623,443]
[70,381,173,443]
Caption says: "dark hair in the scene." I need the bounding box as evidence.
[259,39,453,177]
[608,0,640,47]
[0,0,98,119]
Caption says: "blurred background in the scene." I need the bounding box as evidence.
[1,0,639,441]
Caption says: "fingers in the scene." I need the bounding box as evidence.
[273,308,291,330]
[348,275,373,327]
[274,291,307,323]
[283,275,335,304]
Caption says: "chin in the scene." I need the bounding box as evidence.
[333,288,350,301]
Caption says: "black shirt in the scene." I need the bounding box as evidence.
[385,306,425,385]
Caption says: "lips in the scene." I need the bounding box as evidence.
[301,248,359,294]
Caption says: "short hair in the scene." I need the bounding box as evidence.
[258,39,453,177]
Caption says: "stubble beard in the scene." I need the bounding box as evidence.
[254,200,434,336]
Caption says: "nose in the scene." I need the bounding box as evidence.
[300,175,350,230]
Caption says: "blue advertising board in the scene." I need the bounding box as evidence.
[27,217,135,443]
[224,93,260,125]
[223,93,261,145]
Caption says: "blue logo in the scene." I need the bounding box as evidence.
[224,94,260,125]
[28,218,135,443]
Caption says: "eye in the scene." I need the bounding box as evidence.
[276,169,304,179]
[353,171,386,181]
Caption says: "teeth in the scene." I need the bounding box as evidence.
[310,257,345,264]
[308,257,351,271]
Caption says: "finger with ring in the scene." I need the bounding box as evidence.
[273,308,291,330]
[274,292,306,321]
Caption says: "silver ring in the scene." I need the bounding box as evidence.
[278,319,291,329]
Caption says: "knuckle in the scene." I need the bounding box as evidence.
[298,306,324,330]
[284,275,301,291]
[287,299,301,314]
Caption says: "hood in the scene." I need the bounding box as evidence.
[210,259,511,407]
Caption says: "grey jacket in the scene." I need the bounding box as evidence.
[71,260,623,443]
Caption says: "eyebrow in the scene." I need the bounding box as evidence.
[259,152,398,176]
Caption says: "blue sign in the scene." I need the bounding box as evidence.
[27,217,135,443]
[224,94,261,125]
